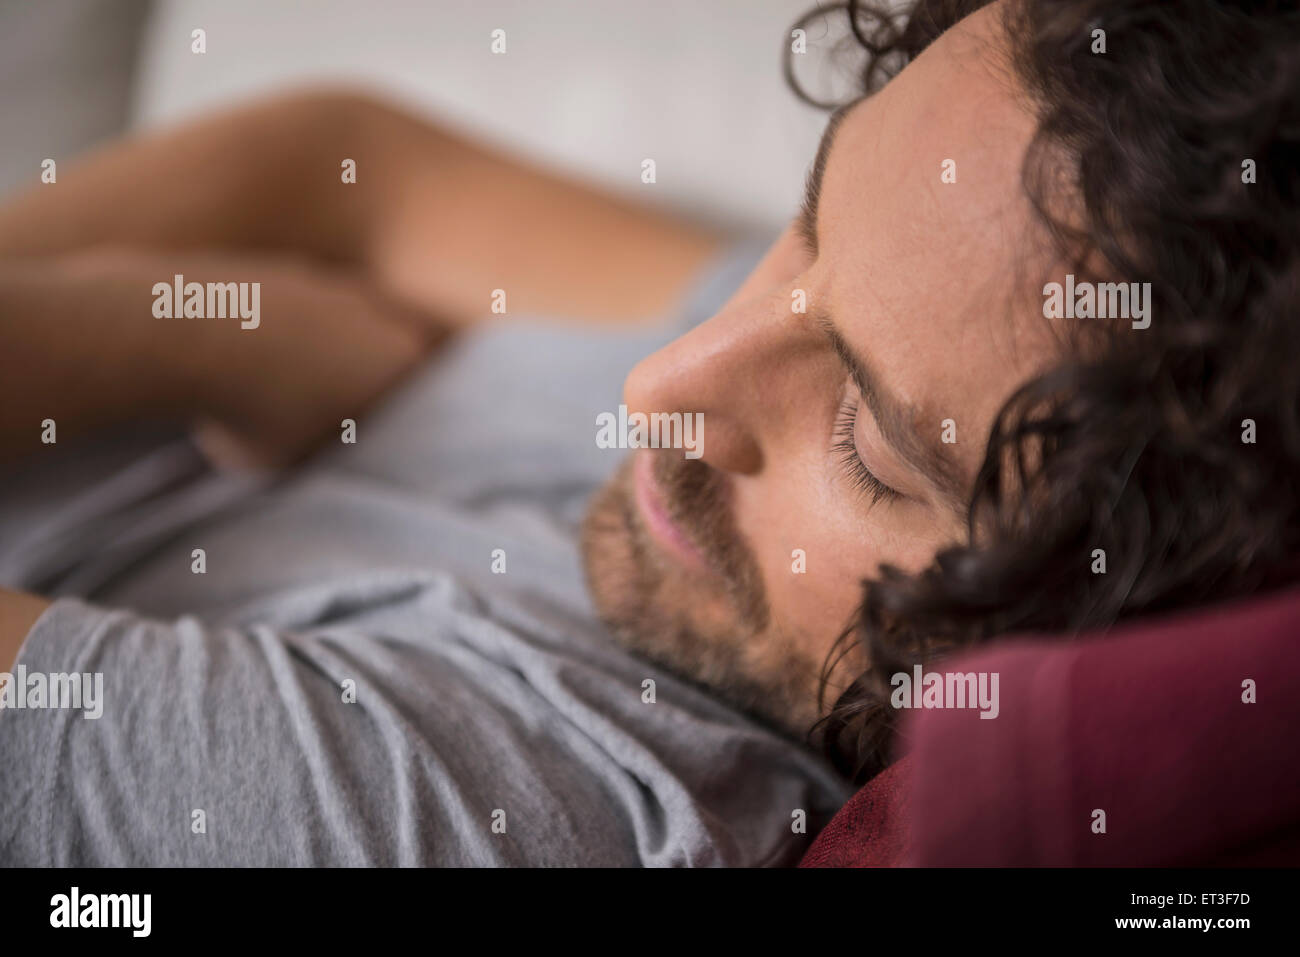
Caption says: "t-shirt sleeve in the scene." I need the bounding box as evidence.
[0,596,489,866]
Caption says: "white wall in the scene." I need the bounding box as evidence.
[0,0,150,199]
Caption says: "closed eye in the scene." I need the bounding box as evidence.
[833,396,902,507]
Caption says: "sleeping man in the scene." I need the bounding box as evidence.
[2,0,1298,865]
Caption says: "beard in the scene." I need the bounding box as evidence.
[580,450,824,737]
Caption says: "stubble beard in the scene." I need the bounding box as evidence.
[579,452,824,738]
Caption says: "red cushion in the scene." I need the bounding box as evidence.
[801,585,1300,867]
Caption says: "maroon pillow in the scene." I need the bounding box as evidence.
[799,756,912,867]
[801,585,1300,867]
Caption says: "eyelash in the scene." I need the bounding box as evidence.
[833,397,902,507]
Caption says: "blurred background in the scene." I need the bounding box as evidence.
[0,0,870,235]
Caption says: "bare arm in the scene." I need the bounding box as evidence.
[0,249,432,466]
[0,89,724,327]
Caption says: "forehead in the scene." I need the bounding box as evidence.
[817,5,1059,478]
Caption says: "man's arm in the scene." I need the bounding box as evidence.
[0,89,725,327]
[0,249,432,465]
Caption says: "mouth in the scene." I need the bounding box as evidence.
[632,450,717,577]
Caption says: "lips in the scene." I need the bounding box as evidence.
[632,450,716,575]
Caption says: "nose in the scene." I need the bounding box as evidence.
[623,283,818,477]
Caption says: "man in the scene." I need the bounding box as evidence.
[2,0,1297,863]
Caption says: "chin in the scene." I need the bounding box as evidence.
[580,457,823,740]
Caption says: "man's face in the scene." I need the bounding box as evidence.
[582,3,1059,735]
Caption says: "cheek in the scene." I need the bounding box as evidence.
[738,469,961,658]
[739,474,884,649]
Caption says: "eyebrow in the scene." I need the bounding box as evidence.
[796,98,861,259]
[813,308,970,515]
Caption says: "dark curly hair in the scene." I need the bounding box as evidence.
[787,0,1300,783]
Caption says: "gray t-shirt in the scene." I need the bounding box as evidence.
[0,243,851,866]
